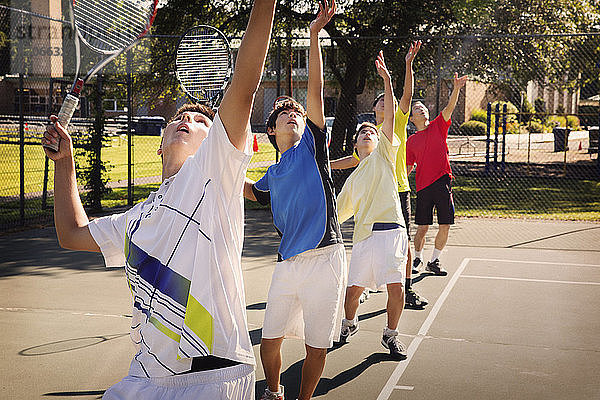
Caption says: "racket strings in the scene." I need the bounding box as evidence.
[176,26,233,104]
[74,0,156,53]
[178,50,230,90]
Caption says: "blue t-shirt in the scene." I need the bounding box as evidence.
[252,119,343,261]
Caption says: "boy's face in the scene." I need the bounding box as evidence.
[373,96,385,114]
[159,111,212,157]
[410,102,430,126]
[354,125,378,155]
[270,107,306,138]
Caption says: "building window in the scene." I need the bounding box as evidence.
[103,99,126,112]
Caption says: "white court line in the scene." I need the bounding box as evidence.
[377,256,600,400]
[462,275,600,286]
[0,307,131,319]
[469,258,600,268]
[376,258,471,400]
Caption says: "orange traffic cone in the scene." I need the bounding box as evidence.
[578,141,582,151]
[253,134,259,152]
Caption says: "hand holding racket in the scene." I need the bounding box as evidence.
[43,0,158,152]
[175,25,233,107]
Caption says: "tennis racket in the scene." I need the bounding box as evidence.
[175,25,233,107]
[44,0,158,151]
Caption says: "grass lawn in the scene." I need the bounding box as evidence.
[451,175,600,221]
[0,136,276,198]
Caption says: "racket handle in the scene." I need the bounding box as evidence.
[44,79,84,152]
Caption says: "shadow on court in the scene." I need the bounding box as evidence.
[256,352,397,400]
[43,391,104,398]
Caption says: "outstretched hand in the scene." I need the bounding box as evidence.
[453,72,468,89]
[375,50,391,81]
[42,115,73,161]
[310,0,336,33]
[405,40,421,64]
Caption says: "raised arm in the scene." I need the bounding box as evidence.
[219,0,277,150]
[306,0,335,129]
[375,51,395,143]
[399,41,421,114]
[42,117,100,252]
[441,72,468,122]
[330,155,360,169]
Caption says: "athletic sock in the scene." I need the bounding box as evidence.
[384,326,399,337]
[431,248,442,262]
[266,385,284,396]
[415,249,423,260]
[405,278,412,289]
[343,317,357,327]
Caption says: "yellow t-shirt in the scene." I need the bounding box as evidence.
[353,107,411,192]
[337,131,404,244]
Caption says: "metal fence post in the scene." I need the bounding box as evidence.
[485,102,491,175]
[501,103,507,174]
[276,36,281,99]
[42,78,54,210]
[597,89,600,178]
[494,103,500,169]
[19,73,25,225]
[127,49,133,206]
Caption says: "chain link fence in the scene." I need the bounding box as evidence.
[1,4,599,230]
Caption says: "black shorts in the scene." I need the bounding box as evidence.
[398,191,411,240]
[415,174,455,225]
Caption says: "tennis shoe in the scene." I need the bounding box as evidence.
[260,385,284,400]
[412,257,422,274]
[381,331,407,359]
[426,259,448,276]
[339,322,359,344]
[405,287,428,309]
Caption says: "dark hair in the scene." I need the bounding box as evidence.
[372,92,385,108]
[265,98,306,152]
[353,122,378,143]
[168,103,215,124]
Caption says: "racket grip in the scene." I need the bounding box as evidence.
[44,79,84,152]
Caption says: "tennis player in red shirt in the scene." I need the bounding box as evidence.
[406,72,467,276]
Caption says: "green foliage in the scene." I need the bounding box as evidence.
[567,115,581,130]
[73,127,113,211]
[534,98,549,124]
[506,121,520,135]
[520,97,535,123]
[528,119,544,133]
[459,120,487,136]
[547,115,581,130]
[470,108,487,123]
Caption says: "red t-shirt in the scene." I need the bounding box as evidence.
[406,114,453,192]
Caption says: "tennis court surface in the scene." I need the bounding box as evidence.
[1,211,599,399]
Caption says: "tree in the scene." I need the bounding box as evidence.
[143,0,599,152]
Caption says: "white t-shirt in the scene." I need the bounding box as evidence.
[88,113,254,378]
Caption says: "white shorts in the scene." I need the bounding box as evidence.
[262,244,347,348]
[102,363,255,400]
[348,228,408,291]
